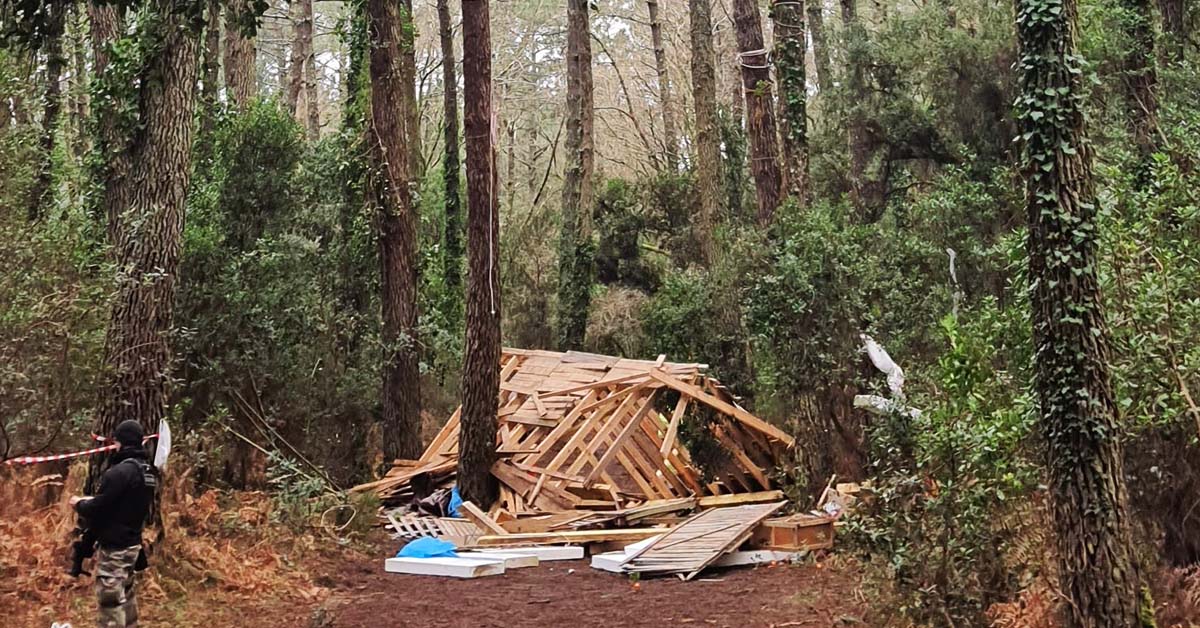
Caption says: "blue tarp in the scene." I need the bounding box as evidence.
[396,537,458,559]
[448,486,465,518]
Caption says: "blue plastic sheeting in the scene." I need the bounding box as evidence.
[448,486,465,518]
[397,537,458,559]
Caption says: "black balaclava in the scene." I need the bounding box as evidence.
[113,420,144,449]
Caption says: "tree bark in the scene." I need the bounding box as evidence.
[689,0,720,262]
[841,0,873,220]
[773,0,810,206]
[286,0,318,141]
[400,0,423,178]
[437,0,463,301]
[200,0,221,139]
[87,1,131,244]
[458,0,500,507]
[90,0,202,486]
[28,1,66,222]
[732,0,783,226]
[1158,0,1186,62]
[808,0,832,92]
[1120,0,1158,170]
[223,0,257,109]
[556,0,595,351]
[646,1,679,171]
[367,0,423,462]
[1015,0,1147,622]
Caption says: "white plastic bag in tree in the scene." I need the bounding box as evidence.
[860,334,905,398]
[154,419,172,471]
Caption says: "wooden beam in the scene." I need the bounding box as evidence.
[648,369,795,446]
[697,490,785,508]
[472,527,668,547]
[582,391,659,485]
[458,500,509,535]
[659,395,690,457]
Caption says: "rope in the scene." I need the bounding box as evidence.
[737,48,772,70]
[4,434,158,466]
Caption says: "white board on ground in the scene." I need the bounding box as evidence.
[592,549,804,574]
[384,556,506,579]
[456,551,539,568]
[485,546,584,561]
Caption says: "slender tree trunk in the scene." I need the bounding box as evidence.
[69,7,90,163]
[1016,0,1147,622]
[773,0,810,206]
[304,18,320,141]
[200,0,221,139]
[689,0,720,262]
[557,0,595,351]
[88,2,131,243]
[400,0,423,178]
[286,0,314,123]
[367,0,422,462]
[841,0,872,219]
[646,1,679,171]
[437,0,463,302]
[90,0,202,486]
[808,0,832,92]
[1159,0,1186,62]
[458,0,500,507]
[223,0,257,109]
[1120,0,1158,170]
[28,2,66,222]
[732,0,783,226]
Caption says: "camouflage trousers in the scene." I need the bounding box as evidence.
[95,545,140,628]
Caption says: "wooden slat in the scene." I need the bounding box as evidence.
[458,501,509,536]
[582,391,659,485]
[648,369,795,446]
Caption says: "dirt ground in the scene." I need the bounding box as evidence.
[312,545,866,628]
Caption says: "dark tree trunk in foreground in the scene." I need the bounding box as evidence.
[286,0,318,140]
[689,0,720,262]
[458,0,500,507]
[647,0,679,171]
[87,1,130,244]
[772,0,810,206]
[688,0,721,256]
[732,0,783,226]
[401,0,423,178]
[557,0,595,351]
[437,0,463,301]
[1015,0,1147,622]
[808,0,832,92]
[367,0,423,462]
[223,0,257,109]
[1120,0,1158,168]
[90,0,202,487]
[29,2,66,222]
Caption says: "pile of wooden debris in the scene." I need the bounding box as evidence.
[353,348,837,580]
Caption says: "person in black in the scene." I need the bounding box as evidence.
[71,419,155,628]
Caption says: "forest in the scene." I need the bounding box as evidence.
[0,0,1198,625]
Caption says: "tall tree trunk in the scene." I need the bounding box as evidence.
[458,0,500,507]
[199,0,221,139]
[841,0,873,219]
[1120,0,1158,171]
[556,0,595,351]
[28,2,66,222]
[808,0,832,92]
[223,0,257,109]
[88,2,130,243]
[367,0,423,462]
[69,7,90,164]
[689,0,720,262]
[1016,0,1147,621]
[90,0,202,486]
[732,0,783,226]
[646,0,679,171]
[1159,0,1186,62]
[400,0,423,178]
[286,0,314,130]
[437,0,463,304]
[304,16,320,141]
[773,0,810,206]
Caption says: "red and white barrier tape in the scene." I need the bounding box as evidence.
[3,435,158,467]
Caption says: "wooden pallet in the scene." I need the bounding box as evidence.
[622,501,787,580]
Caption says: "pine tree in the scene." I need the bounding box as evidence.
[732,0,783,225]
[437,0,463,304]
[689,0,720,262]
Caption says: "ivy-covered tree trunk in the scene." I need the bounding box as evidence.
[1119,0,1158,169]
[841,0,874,220]
[28,1,66,222]
[223,0,257,109]
[557,0,595,351]
[1015,0,1147,622]
[732,0,783,226]
[458,0,500,507]
[1159,0,1186,62]
[772,0,810,206]
[87,1,130,244]
[367,0,423,462]
[286,0,317,141]
[400,0,423,178]
[437,0,463,303]
[199,0,221,139]
[646,0,679,171]
[689,0,719,263]
[808,0,832,92]
[89,0,202,487]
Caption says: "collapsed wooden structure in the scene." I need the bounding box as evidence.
[353,348,795,514]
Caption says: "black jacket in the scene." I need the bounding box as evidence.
[75,447,154,549]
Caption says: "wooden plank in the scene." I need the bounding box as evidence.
[458,501,509,536]
[622,501,787,580]
[697,490,785,508]
[660,395,690,457]
[383,556,506,578]
[582,391,659,485]
[473,528,669,547]
[538,372,652,398]
[647,369,794,446]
